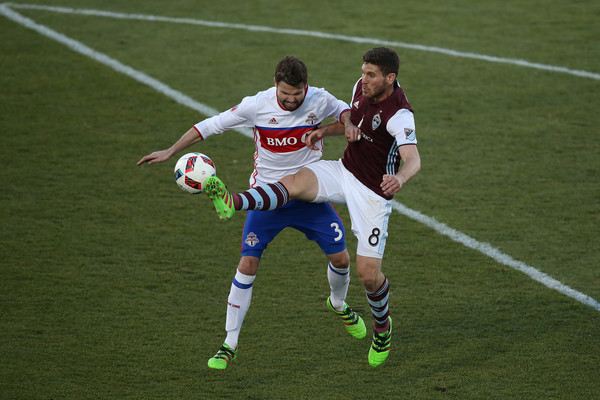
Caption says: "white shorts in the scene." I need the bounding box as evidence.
[305,160,392,259]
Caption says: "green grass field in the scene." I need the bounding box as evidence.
[1,1,599,399]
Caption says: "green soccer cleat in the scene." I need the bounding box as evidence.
[205,176,235,220]
[207,343,237,371]
[368,317,392,367]
[327,297,367,339]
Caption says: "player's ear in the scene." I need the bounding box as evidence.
[273,77,278,87]
[386,73,397,85]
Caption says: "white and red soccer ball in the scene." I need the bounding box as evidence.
[174,152,216,194]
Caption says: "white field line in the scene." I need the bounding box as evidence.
[5,2,600,81]
[2,3,599,312]
[0,4,253,139]
[392,203,600,312]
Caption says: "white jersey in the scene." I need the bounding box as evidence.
[194,86,349,186]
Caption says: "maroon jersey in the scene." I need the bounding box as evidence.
[342,79,415,200]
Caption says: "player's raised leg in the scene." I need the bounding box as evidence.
[205,177,236,220]
[205,177,290,220]
[205,167,319,219]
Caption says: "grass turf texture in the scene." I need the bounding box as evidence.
[1,1,599,399]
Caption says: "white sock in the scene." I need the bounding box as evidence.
[327,262,350,311]
[224,270,255,350]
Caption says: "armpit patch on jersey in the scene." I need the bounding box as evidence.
[404,128,416,141]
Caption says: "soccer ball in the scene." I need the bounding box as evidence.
[173,152,216,194]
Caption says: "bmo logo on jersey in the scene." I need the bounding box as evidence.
[258,126,315,153]
[266,136,299,146]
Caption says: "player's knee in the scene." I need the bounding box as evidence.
[356,262,384,292]
[279,168,318,201]
[278,174,303,199]
[328,250,350,269]
[357,271,377,291]
[238,256,260,276]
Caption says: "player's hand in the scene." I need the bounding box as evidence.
[137,149,171,165]
[381,174,403,196]
[304,128,325,151]
[345,124,362,142]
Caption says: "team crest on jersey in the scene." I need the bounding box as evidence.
[305,112,318,125]
[244,232,260,247]
[372,113,381,130]
[404,128,416,141]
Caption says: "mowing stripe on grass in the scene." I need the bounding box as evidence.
[5,2,600,81]
[2,3,599,313]
[0,4,253,140]
[392,203,600,312]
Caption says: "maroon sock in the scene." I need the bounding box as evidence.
[366,278,390,333]
[233,182,289,211]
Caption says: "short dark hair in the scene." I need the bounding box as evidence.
[275,56,308,87]
[363,47,399,77]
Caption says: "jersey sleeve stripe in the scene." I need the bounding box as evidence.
[192,125,205,140]
[338,108,351,122]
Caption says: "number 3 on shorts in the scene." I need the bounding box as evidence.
[330,222,343,242]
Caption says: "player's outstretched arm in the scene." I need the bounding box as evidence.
[137,127,203,165]
[137,149,172,165]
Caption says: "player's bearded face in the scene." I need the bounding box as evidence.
[361,63,394,102]
[276,81,306,111]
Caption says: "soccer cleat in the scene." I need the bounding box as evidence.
[327,297,367,339]
[205,176,235,220]
[207,343,237,371]
[368,316,392,367]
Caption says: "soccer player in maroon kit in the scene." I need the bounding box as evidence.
[208,47,421,367]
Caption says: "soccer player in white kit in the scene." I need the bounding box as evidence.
[207,47,421,367]
[138,56,367,371]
